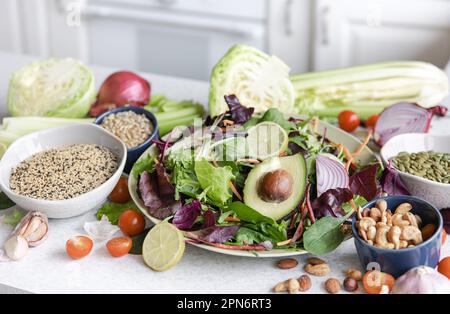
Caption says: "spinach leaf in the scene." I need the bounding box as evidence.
[260,108,296,131]
[129,228,151,255]
[194,159,235,204]
[303,210,354,255]
[96,201,139,225]
[228,201,275,225]
[0,192,15,210]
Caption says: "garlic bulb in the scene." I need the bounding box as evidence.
[4,235,29,261]
[392,266,450,294]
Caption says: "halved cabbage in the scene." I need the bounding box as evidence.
[208,45,295,117]
[7,58,96,118]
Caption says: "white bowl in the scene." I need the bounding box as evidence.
[380,133,450,209]
[0,124,127,218]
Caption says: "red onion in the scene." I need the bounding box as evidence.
[89,71,150,116]
[442,208,450,233]
[374,102,447,146]
[316,154,349,197]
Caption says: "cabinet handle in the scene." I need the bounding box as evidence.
[320,5,330,46]
[283,0,294,36]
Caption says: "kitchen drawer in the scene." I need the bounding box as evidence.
[89,0,267,20]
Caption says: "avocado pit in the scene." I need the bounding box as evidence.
[258,169,294,203]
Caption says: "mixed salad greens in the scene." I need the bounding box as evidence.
[133,96,410,255]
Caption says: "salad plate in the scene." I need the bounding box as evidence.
[128,112,378,258]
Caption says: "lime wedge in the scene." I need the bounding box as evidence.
[246,122,288,160]
[142,222,185,272]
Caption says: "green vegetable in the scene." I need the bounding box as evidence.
[291,61,449,119]
[235,226,271,245]
[209,44,296,117]
[0,192,15,210]
[129,228,151,255]
[228,201,275,225]
[342,195,367,213]
[194,160,235,204]
[169,150,202,199]
[96,201,139,225]
[303,210,354,255]
[131,154,155,179]
[3,208,24,226]
[259,108,296,131]
[8,58,96,118]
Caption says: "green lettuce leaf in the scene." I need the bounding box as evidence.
[194,159,235,204]
[96,201,139,225]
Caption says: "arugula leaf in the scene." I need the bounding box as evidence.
[96,201,139,225]
[129,228,151,255]
[303,210,354,255]
[131,154,155,179]
[3,208,24,226]
[194,159,235,204]
[260,108,296,130]
[228,201,275,225]
[0,192,15,210]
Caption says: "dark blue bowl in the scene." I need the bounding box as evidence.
[352,195,443,278]
[94,106,158,173]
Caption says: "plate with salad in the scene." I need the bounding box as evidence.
[128,95,380,257]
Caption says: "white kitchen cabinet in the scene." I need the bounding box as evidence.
[312,0,450,71]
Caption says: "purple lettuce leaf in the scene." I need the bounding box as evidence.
[349,164,380,201]
[201,225,241,243]
[138,171,181,220]
[311,187,354,218]
[224,95,254,124]
[155,161,175,198]
[380,161,410,196]
[201,209,217,229]
[172,200,202,230]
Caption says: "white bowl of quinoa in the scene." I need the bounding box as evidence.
[0,124,127,218]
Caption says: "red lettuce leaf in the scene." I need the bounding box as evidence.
[224,95,254,124]
[138,171,181,220]
[349,164,380,201]
[202,225,240,243]
[311,187,353,218]
[172,200,202,230]
[380,162,410,196]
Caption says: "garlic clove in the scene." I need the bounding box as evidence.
[13,211,49,247]
[84,215,119,241]
[4,235,29,261]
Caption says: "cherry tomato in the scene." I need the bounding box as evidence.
[438,257,450,279]
[66,236,93,260]
[118,210,145,236]
[109,177,131,204]
[362,270,395,294]
[106,237,132,257]
[365,114,379,130]
[442,229,447,245]
[338,110,360,133]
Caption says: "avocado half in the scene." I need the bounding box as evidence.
[243,154,307,220]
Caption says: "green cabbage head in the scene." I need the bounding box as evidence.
[7,58,96,118]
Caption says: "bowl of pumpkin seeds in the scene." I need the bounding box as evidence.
[381,133,450,209]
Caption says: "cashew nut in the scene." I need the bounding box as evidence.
[376,199,387,212]
[414,215,422,226]
[395,203,412,214]
[362,208,370,217]
[359,217,376,231]
[369,207,382,222]
[374,225,390,247]
[357,206,363,220]
[387,226,401,249]
[400,225,423,245]
[392,213,410,227]
[386,210,393,226]
[404,212,418,228]
[399,240,408,249]
[367,226,377,241]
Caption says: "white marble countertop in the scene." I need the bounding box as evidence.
[0,51,449,294]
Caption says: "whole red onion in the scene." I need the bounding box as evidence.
[89,71,150,116]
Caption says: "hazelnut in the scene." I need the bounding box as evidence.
[325,278,341,294]
[343,277,358,292]
[298,275,312,292]
[258,169,293,202]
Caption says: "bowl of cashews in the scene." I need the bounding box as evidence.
[352,195,443,278]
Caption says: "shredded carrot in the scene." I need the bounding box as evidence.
[279,151,287,157]
[349,199,357,210]
[277,239,292,246]
[228,181,243,201]
[345,157,354,171]
[222,119,234,126]
[352,130,373,158]
[224,216,241,222]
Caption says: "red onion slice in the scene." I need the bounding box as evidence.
[316,154,349,197]
[374,102,447,146]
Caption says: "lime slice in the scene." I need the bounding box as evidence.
[246,122,288,160]
[142,222,185,272]
[0,143,6,159]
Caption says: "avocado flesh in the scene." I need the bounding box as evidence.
[243,154,307,220]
